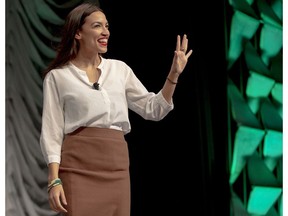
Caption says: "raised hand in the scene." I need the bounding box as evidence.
[171,34,193,75]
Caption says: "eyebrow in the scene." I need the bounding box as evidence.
[90,21,108,26]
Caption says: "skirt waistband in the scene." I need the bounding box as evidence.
[67,127,124,138]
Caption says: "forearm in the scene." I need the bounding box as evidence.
[161,70,180,104]
[48,162,60,182]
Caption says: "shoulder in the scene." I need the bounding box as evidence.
[44,64,71,82]
[46,64,71,76]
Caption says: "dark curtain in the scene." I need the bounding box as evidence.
[100,1,229,215]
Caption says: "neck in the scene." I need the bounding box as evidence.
[72,53,101,69]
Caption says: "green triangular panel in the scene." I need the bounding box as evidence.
[277,159,283,184]
[244,42,271,77]
[229,126,265,184]
[246,72,275,97]
[263,130,282,158]
[228,79,262,128]
[257,0,283,26]
[260,99,282,131]
[270,51,283,83]
[270,0,283,21]
[246,97,260,114]
[230,191,250,216]
[264,157,279,173]
[247,153,280,186]
[246,72,275,113]
[227,11,260,69]
[265,206,280,216]
[259,24,283,65]
[247,186,282,215]
[271,83,283,118]
[228,0,258,18]
[271,83,282,104]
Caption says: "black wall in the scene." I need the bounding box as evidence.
[99,1,230,215]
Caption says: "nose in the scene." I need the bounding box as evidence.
[102,27,110,36]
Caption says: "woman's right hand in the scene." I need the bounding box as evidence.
[48,184,68,213]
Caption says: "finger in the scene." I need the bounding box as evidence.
[54,195,68,213]
[176,35,181,51]
[60,189,68,205]
[180,34,188,52]
[49,202,55,212]
[186,49,193,58]
[49,196,58,212]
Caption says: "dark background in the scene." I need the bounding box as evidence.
[99,1,230,215]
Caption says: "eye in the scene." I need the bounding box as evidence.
[92,24,101,28]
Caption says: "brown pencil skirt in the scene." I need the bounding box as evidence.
[59,127,130,216]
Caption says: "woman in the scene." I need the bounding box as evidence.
[40,2,193,216]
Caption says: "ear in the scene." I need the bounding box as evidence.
[75,30,81,39]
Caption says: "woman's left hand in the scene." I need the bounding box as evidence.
[171,34,193,75]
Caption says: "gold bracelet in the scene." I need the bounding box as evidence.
[47,178,62,192]
[48,178,61,187]
[167,77,177,84]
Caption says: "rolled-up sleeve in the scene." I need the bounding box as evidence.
[40,73,65,165]
[126,69,174,121]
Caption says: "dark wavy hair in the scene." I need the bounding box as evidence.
[42,2,103,78]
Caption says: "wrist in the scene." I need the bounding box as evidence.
[166,77,177,84]
[47,178,62,193]
[169,70,180,78]
[48,174,59,182]
[167,72,180,84]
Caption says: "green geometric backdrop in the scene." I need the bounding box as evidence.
[226,0,283,215]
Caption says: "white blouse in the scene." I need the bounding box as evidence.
[40,57,174,164]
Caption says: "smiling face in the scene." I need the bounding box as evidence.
[75,11,110,55]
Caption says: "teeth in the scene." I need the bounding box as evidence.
[98,39,107,43]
